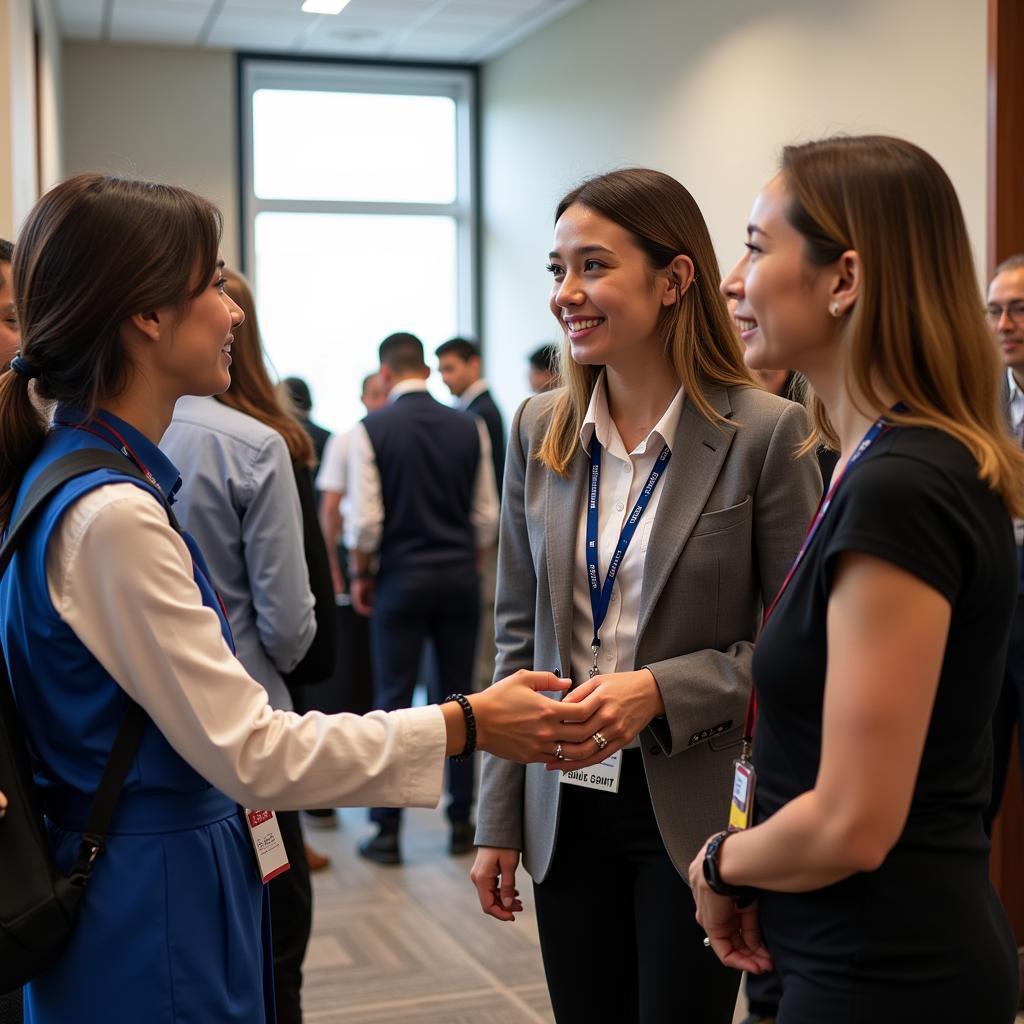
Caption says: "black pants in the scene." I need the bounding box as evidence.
[369,580,478,828]
[533,750,739,1024]
[984,594,1024,834]
[745,966,783,1017]
[269,809,313,1024]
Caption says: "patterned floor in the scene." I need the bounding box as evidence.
[302,809,1024,1024]
[301,806,750,1023]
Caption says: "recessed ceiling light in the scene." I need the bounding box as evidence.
[301,0,352,13]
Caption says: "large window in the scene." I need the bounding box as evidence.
[240,59,476,433]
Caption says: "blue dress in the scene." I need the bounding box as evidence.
[0,409,276,1023]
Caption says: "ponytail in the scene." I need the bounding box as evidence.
[0,369,48,526]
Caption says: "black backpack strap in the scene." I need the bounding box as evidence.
[2,447,183,884]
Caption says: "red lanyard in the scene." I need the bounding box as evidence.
[56,417,165,498]
[740,410,900,759]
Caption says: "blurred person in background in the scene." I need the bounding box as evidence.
[282,375,330,473]
[162,267,337,1024]
[528,343,559,394]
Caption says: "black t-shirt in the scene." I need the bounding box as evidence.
[753,426,1016,858]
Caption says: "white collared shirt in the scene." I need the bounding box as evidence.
[570,372,684,743]
[1008,369,1024,443]
[345,377,499,553]
[458,377,490,411]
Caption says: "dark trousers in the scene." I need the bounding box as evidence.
[984,594,1024,835]
[745,966,783,1018]
[369,579,478,828]
[533,750,739,1024]
[269,809,312,1024]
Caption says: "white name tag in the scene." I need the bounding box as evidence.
[559,750,622,794]
[245,808,291,884]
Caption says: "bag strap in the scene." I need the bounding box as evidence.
[2,447,182,884]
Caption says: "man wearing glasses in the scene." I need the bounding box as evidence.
[984,253,1024,836]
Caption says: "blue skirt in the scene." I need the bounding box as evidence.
[25,788,274,1024]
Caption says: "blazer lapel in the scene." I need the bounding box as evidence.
[545,449,587,677]
[636,385,737,641]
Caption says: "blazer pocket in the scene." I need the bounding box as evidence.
[708,724,744,751]
[690,495,752,538]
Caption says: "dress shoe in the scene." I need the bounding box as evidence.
[449,821,476,856]
[304,843,331,873]
[358,828,401,865]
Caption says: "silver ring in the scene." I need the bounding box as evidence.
[555,743,565,761]
[703,937,711,948]
[592,731,608,751]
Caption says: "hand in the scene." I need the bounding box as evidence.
[545,669,664,771]
[351,576,374,616]
[687,836,773,975]
[470,846,522,922]
[0,789,6,819]
[470,670,605,763]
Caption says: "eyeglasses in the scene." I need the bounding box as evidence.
[986,301,1024,327]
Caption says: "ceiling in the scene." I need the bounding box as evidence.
[55,0,587,63]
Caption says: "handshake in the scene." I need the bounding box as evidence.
[460,666,662,772]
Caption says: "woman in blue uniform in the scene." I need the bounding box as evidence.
[0,173,606,1023]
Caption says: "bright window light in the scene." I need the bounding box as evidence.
[301,0,351,14]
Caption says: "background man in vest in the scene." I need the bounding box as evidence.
[346,333,498,864]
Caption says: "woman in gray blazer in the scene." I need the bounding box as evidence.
[470,168,821,1024]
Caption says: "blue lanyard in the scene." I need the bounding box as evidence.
[586,439,671,677]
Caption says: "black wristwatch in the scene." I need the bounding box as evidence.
[702,831,755,907]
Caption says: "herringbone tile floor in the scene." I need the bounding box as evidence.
[301,807,750,1023]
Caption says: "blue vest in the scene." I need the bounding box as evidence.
[0,408,272,1023]
[362,390,480,585]
[1,409,235,802]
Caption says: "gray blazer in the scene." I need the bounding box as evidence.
[475,383,822,882]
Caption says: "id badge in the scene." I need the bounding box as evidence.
[245,808,291,883]
[728,759,756,832]
[560,749,622,794]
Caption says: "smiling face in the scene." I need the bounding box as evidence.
[547,203,675,371]
[721,174,839,375]
[151,259,244,398]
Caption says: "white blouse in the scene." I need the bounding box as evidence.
[45,482,447,811]
[570,374,684,744]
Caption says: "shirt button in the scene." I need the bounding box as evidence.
[615,500,625,512]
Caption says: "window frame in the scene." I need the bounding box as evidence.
[238,55,478,336]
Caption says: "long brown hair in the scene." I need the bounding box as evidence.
[538,168,752,475]
[782,135,1024,516]
[0,174,221,526]
[215,268,315,467]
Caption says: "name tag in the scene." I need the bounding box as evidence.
[560,750,622,794]
[728,760,756,832]
[245,808,291,883]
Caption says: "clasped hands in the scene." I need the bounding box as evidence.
[470,668,664,923]
[477,667,664,769]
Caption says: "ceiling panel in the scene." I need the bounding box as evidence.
[56,0,589,61]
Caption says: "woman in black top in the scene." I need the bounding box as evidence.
[688,135,1024,1023]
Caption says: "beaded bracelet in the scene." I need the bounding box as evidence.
[443,693,477,761]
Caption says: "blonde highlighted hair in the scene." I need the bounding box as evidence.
[537,168,752,475]
[781,135,1024,517]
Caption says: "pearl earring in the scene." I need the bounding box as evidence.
[829,302,841,318]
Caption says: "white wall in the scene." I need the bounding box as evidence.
[62,42,239,267]
[480,0,988,419]
[0,0,61,238]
